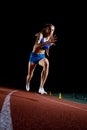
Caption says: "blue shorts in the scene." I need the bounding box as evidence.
[29,52,45,64]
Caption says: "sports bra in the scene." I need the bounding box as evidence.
[40,38,50,50]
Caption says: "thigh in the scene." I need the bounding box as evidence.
[28,62,36,74]
[38,58,49,67]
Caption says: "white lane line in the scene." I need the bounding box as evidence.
[36,94,87,112]
[0,90,18,130]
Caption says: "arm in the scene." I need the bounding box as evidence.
[35,33,57,49]
[35,33,51,49]
[45,49,49,56]
[45,35,57,56]
[45,43,56,56]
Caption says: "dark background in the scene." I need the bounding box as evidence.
[0,2,87,93]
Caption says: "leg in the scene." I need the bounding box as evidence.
[26,62,36,91]
[38,58,49,94]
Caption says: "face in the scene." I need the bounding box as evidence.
[50,26,55,35]
[45,25,55,36]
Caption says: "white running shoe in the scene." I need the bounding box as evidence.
[26,84,30,91]
[38,88,47,94]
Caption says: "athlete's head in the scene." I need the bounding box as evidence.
[41,23,55,37]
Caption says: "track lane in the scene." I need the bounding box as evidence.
[0,87,87,130]
[11,90,87,130]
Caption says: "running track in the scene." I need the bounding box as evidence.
[0,87,87,130]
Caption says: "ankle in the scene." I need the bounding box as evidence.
[39,86,43,89]
[26,82,29,86]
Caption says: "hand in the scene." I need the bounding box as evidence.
[48,34,57,43]
[50,43,56,46]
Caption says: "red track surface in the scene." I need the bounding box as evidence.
[0,87,87,130]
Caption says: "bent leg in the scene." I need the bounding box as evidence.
[38,58,49,94]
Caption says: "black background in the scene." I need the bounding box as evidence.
[0,2,87,93]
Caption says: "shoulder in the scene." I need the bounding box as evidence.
[35,32,43,36]
[35,32,43,44]
[37,32,43,38]
[36,32,43,41]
